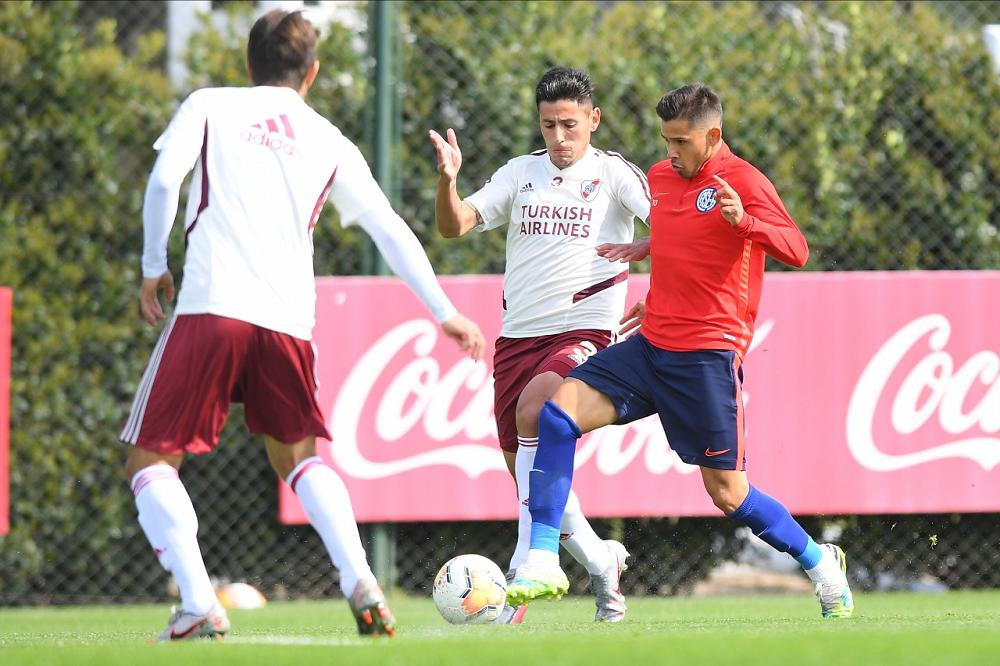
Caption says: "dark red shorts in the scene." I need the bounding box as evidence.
[120,314,330,456]
[492,329,612,453]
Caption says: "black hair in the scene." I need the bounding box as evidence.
[655,83,723,126]
[535,67,595,108]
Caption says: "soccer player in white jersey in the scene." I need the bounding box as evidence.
[429,67,651,624]
[122,10,485,642]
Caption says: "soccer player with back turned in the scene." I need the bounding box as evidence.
[121,9,485,641]
[429,67,650,623]
[507,83,854,619]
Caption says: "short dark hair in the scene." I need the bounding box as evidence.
[535,67,595,108]
[247,9,319,88]
[655,83,723,127]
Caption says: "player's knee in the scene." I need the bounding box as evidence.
[707,484,743,514]
[538,400,582,441]
[514,395,545,434]
[125,448,179,481]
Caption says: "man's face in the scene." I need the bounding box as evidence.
[539,100,600,169]
[660,118,720,179]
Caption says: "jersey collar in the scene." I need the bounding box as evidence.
[693,141,733,181]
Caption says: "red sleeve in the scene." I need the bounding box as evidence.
[730,171,809,268]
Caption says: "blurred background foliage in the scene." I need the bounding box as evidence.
[1,0,998,603]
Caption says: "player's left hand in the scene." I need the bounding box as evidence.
[139,271,175,326]
[596,238,650,263]
[712,175,744,227]
[618,300,646,338]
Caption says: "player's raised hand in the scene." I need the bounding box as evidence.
[428,128,463,182]
[712,175,744,227]
[139,271,174,326]
[440,312,486,361]
[596,238,651,263]
[618,300,646,338]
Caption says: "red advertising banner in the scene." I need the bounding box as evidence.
[0,288,10,536]
[279,272,1000,523]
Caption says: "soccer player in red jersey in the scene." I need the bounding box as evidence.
[430,67,650,623]
[508,84,854,619]
[122,9,484,641]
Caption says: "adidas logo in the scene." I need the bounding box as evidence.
[250,114,295,139]
[241,113,300,157]
[519,182,533,193]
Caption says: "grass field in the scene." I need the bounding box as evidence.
[2,591,999,665]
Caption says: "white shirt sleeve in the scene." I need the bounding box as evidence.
[352,204,458,324]
[609,152,652,223]
[326,139,392,225]
[464,160,518,231]
[320,136,456,321]
[142,92,208,277]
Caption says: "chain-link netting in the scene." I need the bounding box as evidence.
[1,0,999,606]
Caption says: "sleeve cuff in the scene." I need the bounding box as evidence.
[732,213,755,236]
[142,260,168,278]
[432,302,458,324]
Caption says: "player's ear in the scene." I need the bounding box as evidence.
[590,106,601,132]
[706,126,722,147]
[305,60,320,86]
[300,60,320,96]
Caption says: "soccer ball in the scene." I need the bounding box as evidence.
[432,554,507,624]
[216,582,267,609]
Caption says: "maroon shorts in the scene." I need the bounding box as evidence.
[120,314,330,456]
[492,329,612,453]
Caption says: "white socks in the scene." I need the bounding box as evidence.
[131,464,218,616]
[560,490,611,575]
[509,437,537,572]
[525,547,560,568]
[286,456,374,597]
[510,440,610,576]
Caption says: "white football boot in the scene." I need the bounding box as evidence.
[348,578,397,637]
[153,604,230,642]
[814,543,854,619]
[589,540,630,623]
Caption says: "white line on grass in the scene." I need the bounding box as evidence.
[226,635,371,647]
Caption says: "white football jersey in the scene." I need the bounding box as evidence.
[465,145,650,337]
[152,86,387,339]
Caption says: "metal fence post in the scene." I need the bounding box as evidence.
[368,0,400,590]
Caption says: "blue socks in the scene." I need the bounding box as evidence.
[527,401,582,553]
[526,406,825,571]
[729,485,822,569]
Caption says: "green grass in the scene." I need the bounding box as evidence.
[2,591,999,665]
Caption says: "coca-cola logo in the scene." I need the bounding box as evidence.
[327,319,696,479]
[846,314,1000,471]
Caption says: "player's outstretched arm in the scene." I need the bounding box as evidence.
[429,128,480,238]
[354,207,485,361]
[596,237,651,263]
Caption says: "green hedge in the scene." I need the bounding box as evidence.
[0,1,173,597]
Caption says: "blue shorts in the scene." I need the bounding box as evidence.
[568,333,746,470]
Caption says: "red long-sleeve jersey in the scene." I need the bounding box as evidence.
[642,142,808,358]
